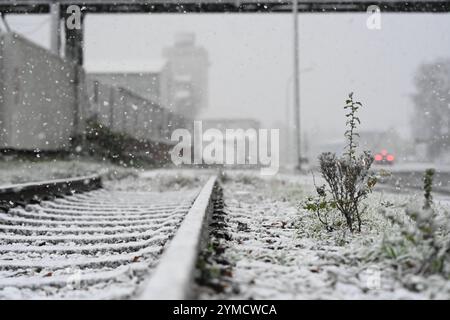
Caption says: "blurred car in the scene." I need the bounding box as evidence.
[374,149,395,165]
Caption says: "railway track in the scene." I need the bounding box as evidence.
[0,174,217,299]
[2,169,448,300]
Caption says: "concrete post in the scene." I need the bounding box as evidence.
[50,2,61,56]
[293,0,301,171]
[64,10,85,147]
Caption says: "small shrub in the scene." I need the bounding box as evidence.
[302,93,376,233]
[302,186,337,232]
[423,168,435,210]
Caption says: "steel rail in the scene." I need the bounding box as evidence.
[0,174,102,210]
[138,175,217,300]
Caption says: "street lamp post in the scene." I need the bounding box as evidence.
[292,0,301,171]
[285,66,313,168]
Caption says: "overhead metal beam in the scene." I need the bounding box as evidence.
[0,1,449,14]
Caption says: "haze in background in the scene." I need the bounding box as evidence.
[6,12,450,145]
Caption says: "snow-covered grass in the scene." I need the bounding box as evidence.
[197,170,450,299]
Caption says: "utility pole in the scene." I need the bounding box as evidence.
[50,2,61,56]
[292,0,301,171]
[65,9,86,147]
[285,78,291,167]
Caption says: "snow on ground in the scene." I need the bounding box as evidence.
[0,158,213,190]
[132,168,212,192]
[0,158,114,186]
[197,170,450,300]
[3,161,450,299]
[0,171,207,299]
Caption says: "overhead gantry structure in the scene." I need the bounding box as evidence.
[0,0,449,65]
[0,0,450,14]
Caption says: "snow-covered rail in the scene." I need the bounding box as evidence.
[0,175,102,211]
[0,184,203,299]
[139,176,218,300]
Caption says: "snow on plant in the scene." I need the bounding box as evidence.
[423,168,435,210]
[302,93,377,233]
[379,168,450,277]
[302,184,339,232]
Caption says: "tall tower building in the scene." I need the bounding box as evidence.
[163,33,209,119]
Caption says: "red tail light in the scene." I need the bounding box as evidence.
[386,154,394,162]
[374,154,383,161]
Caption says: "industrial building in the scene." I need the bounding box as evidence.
[163,33,210,119]
[0,32,79,151]
[0,31,188,154]
[85,60,170,107]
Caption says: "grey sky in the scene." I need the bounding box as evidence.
[6,12,450,143]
